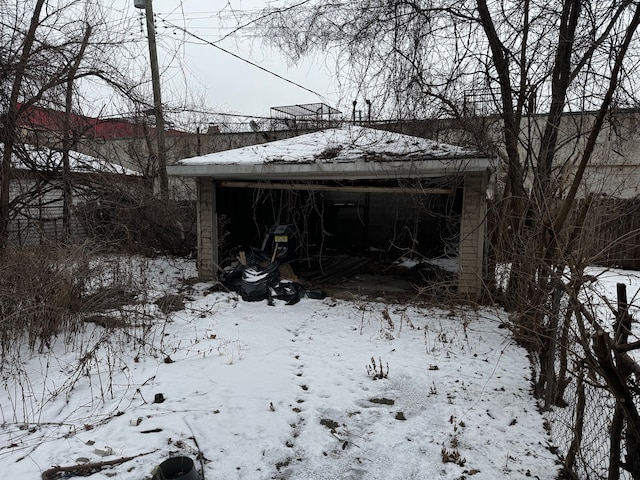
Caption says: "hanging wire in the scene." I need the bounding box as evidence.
[157,16,328,101]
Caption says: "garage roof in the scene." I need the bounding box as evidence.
[167,125,494,181]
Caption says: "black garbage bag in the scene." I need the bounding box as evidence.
[239,261,280,302]
[219,265,244,292]
[304,288,327,300]
[271,282,327,305]
[219,251,327,305]
[245,246,273,266]
[271,282,304,305]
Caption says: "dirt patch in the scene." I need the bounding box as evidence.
[84,315,129,329]
[320,418,340,431]
[369,397,395,405]
[83,287,137,311]
[155,294,185,313]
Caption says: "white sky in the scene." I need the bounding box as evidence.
[104,0,341,124]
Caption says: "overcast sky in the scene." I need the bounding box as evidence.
[104,0,342,125]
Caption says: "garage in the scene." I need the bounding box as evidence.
[167,126,493,300]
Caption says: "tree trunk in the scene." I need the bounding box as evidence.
[565,372,585,477]
[609,405,623,480]
[0,0,46,249]
[62,24,93,240]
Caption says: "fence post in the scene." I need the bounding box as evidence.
[564,371,585,477]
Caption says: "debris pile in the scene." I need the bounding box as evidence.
[220,248,325,305]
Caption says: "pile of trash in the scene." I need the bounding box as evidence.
[220,248,325,305]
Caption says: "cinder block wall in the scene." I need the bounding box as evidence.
[458,172,487,299]
[196,178,218,279]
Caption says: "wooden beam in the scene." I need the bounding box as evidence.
[218,181,454,195]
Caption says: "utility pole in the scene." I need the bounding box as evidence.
[135,0,168,199]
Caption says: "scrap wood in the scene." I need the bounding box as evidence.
[302,256,349,282]
[41,450,156,480]
[279,263,299,282]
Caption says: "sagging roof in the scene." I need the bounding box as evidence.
[167,125,494,181]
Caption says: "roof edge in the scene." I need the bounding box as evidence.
[167,156,495,181]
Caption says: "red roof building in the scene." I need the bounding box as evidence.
[15,103,189,140]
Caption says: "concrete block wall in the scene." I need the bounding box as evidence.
[458,172,487,299]
[196,178,218,279]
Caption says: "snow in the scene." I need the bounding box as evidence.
[394,256,459,275]
[1,143,139,176]
[177,126,479,166]
[583,265,640,310]
[0,257,559,479]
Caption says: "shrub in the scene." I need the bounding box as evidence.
[0,243,146,358]
[0,245,91,355]
[75,183,197,256]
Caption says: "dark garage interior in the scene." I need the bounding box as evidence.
[215,178,464,297]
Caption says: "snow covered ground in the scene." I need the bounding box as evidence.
[0,257,560,479]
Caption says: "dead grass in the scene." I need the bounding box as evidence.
[0,244,152,359]
[0,247,192,426]
[0,245,89,354]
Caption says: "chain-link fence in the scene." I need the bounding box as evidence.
[539,290,639,480]
[549,370,630,479]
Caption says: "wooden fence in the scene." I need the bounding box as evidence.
[580,197,640,271]
[489,196,640,271]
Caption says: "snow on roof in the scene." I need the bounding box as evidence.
[177,125,480,167]
[63,150,140,176]
[2,143,139,176]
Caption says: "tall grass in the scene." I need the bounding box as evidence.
[0,245,187,425]
[0,245,92,355]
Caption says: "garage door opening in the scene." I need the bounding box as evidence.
[215,178,463,298]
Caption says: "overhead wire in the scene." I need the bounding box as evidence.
[153,3,327,102]
[224,2,313,43]
[92,4,333,121]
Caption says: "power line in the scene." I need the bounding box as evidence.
[157,16,328,101]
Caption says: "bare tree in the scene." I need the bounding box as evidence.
[62,23,92,238]
[0,0,46,249]
[0,0,154,248]
[254,1,640,476]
